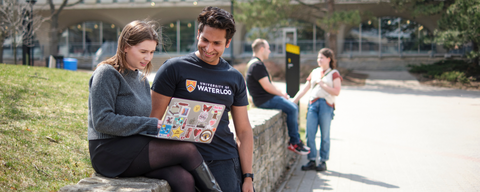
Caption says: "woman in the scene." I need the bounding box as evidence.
[292,48,342,172]
[88,20,221,192]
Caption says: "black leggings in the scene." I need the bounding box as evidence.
[119,139,203,192]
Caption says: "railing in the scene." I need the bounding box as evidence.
[27,0,388,5]
[341,40,472,57]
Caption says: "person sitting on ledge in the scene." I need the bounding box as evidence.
[87,20,221,192]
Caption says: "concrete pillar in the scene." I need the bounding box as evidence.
[337,24,346,54]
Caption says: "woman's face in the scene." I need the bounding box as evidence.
[317,53,331,69]
[124,40,157,71]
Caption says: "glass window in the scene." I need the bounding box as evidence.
[179,20,196,53]
[162,22,177,53]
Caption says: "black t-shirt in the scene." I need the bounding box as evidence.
[245,58,275,106]
[151,52,248,161]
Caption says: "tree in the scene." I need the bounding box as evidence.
[235,0,364,55]
[390,0,454,17]
[436,0,480,67]
[0,0,45,64]
[47,0,81,56]
[390,0,480,68]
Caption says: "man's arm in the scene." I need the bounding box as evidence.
[150,90,172,119]
[231,105,254,192]
[258,77,288,99]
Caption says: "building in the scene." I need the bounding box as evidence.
[2,0,469,71]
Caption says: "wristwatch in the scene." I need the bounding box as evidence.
[243,173,254,181]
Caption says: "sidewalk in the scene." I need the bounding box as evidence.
[277,70,480,192]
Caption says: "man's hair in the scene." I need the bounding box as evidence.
[251,39,267,53]
[319,48,337,69]
[98,20,160,77]
[197,6,236,41]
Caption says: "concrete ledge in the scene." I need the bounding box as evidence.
[59,173,171,192]
[60,108,293,192]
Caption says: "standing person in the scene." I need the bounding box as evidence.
[291,48,342,172]
[150,7,254,192]
[245,38,310,155]
[88,20,221,192]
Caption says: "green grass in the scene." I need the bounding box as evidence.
[0,64,93,191]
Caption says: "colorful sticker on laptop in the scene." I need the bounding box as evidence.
[198,111,208,122]
[188,119,197,126]
[203,104,213,112]
[196,122,206,128]
[158,124,172,135]
[171,127,184,139]
[169,103,181,114]
[212,111,219,119]
[164,116,174,124]
[199,130,213,142]
[213,105,224,111]
[175,117,185,125]
[209,119,216,127]
[181,120,188,130]
[180,107,190,117]
[193,105,201,112]
[185,128,193,139]
[193,128,203,138]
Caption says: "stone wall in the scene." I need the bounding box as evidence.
[248,108,296,192]
[59,108,295,192]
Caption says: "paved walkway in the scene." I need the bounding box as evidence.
[277,70,480,192]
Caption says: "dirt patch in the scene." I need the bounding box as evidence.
[409,72,480,91]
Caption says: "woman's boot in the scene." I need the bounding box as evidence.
[190,161,222,192]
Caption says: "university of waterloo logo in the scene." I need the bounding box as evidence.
[186,80,197,93]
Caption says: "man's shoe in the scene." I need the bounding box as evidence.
[301,161,316,171]
[287,143,310,155]
[298,140,310,151]
[316,161,327,172]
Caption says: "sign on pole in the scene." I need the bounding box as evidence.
[285,43,300,98]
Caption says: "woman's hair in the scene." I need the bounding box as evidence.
[319,48,337,69]
[197,6,236,42]
[98,20,160,76]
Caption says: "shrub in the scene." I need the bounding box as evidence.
[434,71,473,84]
[408,59,477,83]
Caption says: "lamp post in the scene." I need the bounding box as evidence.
[25,0,36,66]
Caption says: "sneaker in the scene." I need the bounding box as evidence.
[301,160,316,171]
[298,140,310,151]
[316,161,327,172]
[287,143,310,155]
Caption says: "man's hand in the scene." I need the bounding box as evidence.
[242,178,254,192]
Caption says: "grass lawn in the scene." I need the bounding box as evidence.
[0,64,93,191]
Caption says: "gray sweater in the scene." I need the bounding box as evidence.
[88,64,158,140]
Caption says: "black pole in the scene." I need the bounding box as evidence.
[22,8,30,66]
[30,1,35,66]
[230,0,234,65]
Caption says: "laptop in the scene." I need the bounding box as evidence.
[141,97,225,143]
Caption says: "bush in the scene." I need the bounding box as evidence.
[435,71,473,84]
[408,60,477,84]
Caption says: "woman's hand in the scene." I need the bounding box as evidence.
[157,120,163,129]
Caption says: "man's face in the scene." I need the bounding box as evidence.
[262,41,271,60]
[196,25,231,65]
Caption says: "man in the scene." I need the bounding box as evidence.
[245,39,309,155]
[150,6,254,192]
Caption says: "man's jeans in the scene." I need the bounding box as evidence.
[258,96,300,145]
[206,157,243,191]
[306,98,334,162]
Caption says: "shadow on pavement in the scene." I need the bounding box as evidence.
[344,85,480,99]
[323,170,400,189]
